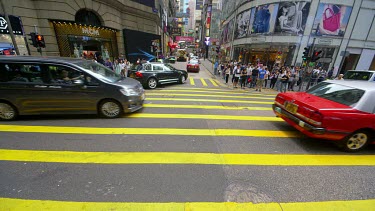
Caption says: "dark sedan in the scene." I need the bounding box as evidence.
[130,62,188,89]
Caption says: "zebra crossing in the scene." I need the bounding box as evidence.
[0,87,374,210]
[187,77,223,87]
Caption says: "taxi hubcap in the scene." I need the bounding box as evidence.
[0,103,15,120]
[347,133,367,150]
[101,102,120,117]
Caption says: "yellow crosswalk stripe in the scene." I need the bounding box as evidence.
[200,78,208,86]
[1,198,374,211]
[146,93,274,100]
[0,125,298,137]
[214,79,227,87]
[143,104,272,110]
[126,113,282,121]
[190,77,195,85]
[149,89,277,96]
[170,87,277,95]
[209,78,219,86]
[1,149,374,166]
[147,98,274,104]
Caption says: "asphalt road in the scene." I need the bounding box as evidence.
[0,60,374,210]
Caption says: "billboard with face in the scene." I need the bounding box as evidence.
[312,3,353,36]
[235,9,252,39]
[275,1,310,35]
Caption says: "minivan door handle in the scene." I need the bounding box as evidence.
[34,85,47,88]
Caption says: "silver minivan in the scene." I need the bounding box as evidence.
[0,56,145,120]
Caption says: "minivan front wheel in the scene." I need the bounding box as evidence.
[0,102,17,121]
[98,100,122,118]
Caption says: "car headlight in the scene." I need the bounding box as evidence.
[120,88,139,96]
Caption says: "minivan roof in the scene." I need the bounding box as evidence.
[0,56,84,64]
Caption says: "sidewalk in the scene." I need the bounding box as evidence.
[200,59,279,95]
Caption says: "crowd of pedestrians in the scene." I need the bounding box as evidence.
[215,60,338,92]
[89,53,132,77]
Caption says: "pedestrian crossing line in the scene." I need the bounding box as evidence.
[170,87,277,95]
[214,79,227,87]
[209,78,219,87]
[147,98,274,105]
[143,104,273,111]
[0,125,299,137]
[146,93,275,100]
[126,113,282,121]
[149,89,277,96]
[1,149,374,166]
[200,78,208,86]
[189,77,195,85]
[1,198,374,211]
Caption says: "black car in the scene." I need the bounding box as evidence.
[130,62,188,89]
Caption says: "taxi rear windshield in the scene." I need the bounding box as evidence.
[343,71,373,81]
[307,82,365,106]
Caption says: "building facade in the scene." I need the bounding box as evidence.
[220,0,375,74]
[1,0,177,62]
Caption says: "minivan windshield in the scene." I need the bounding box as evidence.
[343,71,373,81]
[306,82,365,106]
[75,60,121,83]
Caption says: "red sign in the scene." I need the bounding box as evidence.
[175,36,194,42]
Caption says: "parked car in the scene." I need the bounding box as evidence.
[130,62,188,89]
[0,56,145,120]
[164,56,176,64]
[186,59,200,73]
[272,80,375,152]
[343,70,375,82]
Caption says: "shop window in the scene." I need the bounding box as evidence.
[0,63,44,83]
[75,9,102,27]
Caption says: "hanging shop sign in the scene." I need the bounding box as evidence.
[0,14,24,35]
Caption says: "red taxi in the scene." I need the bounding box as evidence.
[273,80,375,152]
[186,59,200,73]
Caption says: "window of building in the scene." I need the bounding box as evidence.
[75,9,102,27]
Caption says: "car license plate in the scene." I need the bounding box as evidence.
[285,102,298,114]
[298,121,305,127]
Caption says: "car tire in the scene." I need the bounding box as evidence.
[98,100,123,118]
[179,75,186,84]
[147,78,158,89]
[338,130,371,152]
[0,102,17,121]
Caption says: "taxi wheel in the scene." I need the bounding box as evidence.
[147,78,158,89]
[179,75,186,84]
[339,130,371,152]
[0,102,17,121]
[98,100,123,118]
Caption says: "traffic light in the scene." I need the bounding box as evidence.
[36,34,45,48]
[302,47,310,61]
[28,32,37,47]
[311,50,323,62]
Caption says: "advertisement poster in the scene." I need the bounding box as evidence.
[251,4,279,34]
[312,3,352,36]
[227,19,235,43]
[275,1,310,35]
[235,9,252,39]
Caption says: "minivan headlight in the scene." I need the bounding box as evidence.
[120,88,139,96]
